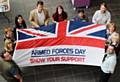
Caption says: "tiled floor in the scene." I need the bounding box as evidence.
[0,0,120,82]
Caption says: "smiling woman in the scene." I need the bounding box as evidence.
[52,5,68,23]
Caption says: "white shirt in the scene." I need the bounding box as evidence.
[92,10,111,24]
[37,10,45,25]
[101,53,117,74]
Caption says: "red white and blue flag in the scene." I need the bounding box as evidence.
[13,21,106,67]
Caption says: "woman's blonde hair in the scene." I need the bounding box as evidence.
[4,27,12,34]
[4,39,13,48]
[107,22,116,31]
[111,33,120,42]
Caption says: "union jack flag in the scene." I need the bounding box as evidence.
[13,21,106,67]
[16,21,106,49]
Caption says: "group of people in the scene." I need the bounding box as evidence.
[92,2,119,82]
[0,0,120,82]
[29,0,89,27]
[28,1,111,28]
[0,15,26,82]
[100,23,120,82]
[0,15,25,82]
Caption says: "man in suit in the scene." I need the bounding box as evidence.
[29,0,50,28]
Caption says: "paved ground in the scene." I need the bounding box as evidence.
[0,0,120,82]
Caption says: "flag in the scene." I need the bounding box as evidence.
[13,21,106,67]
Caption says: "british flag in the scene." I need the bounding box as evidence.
[13,21,106,67]
[15,21,106,49]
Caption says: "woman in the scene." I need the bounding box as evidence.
[14,15,27,40]
[52,5,68,23]
[15,15,27,29]
[106,22,117,41]
[4,27,14,42]
[4,39,14,54]
[105,22,120,55]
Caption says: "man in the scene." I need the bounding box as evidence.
[99,45,117,82]
[0,51,22,82]
[92,3,111,24]
[29,0,50,28]
[72,10,89,22]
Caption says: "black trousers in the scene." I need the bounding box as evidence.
[99,69,111,82]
